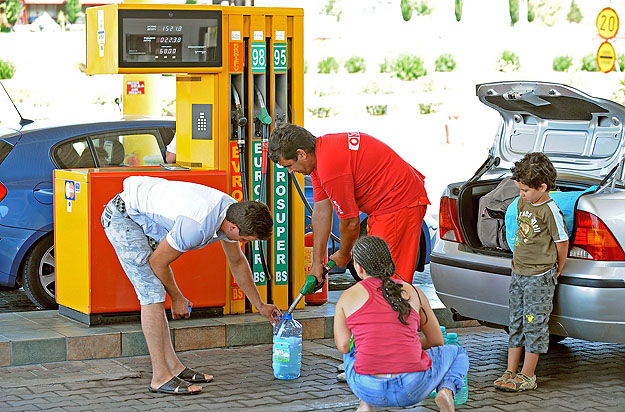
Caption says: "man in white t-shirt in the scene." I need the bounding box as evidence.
[101,176,280,395]
[165,134,176,163]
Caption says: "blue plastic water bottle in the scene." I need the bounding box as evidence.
[272,313,302,379]
[445,332,468,405]
[429,326,448,397]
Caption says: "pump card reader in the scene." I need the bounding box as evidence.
[192,104,213,140]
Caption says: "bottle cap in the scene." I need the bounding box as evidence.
[440,326,446,334]
[281,313,293,320]
[446,332,458,340]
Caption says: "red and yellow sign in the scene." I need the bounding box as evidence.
[597,41,616,73]
[597,7,619,39]
[229,41,244,73]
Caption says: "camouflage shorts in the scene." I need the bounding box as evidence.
[101,198,165,305]
[508,267,557,354]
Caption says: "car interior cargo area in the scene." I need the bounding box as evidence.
[459,177,593,252]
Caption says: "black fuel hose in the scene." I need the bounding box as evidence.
[289,171,341,244]
[255,88,273,282]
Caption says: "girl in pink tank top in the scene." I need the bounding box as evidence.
[334,236,469,412]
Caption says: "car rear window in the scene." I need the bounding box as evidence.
[0,140,13,166]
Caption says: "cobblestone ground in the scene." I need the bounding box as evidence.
[1,327,625,412]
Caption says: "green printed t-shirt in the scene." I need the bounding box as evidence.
[511,198,568,276]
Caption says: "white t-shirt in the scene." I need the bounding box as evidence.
[120,176,237,252]
[166,134,176,154]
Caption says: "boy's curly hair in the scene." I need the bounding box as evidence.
[510,152,557,190]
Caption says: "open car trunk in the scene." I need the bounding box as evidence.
[457,172,593,253]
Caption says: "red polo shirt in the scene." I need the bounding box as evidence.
[310,132,429,219]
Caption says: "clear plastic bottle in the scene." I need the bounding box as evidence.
[445,332,468,405]
[429,326,448,397]
[272,313,302,379]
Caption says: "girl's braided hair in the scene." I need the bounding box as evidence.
[352,235,417,325]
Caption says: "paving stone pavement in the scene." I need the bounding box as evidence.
[1,326,625,412]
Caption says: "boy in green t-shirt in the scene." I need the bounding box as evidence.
[494,152,569,392]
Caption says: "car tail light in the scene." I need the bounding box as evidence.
[439,196,465,243]
[569,210,625,261]
[0,182,6,202]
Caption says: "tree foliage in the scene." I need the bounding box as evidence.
[66,0,82,24]
[509,0,519,26]
[455,0,463,22]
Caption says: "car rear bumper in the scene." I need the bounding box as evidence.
[0,225,39,286]
[431,243,625,344]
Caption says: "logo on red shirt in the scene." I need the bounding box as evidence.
[347,132,360,151]
[333,200,344,215]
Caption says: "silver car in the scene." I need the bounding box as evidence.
[430,81,625,344]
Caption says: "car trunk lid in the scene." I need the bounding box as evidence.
[476,81,625,180]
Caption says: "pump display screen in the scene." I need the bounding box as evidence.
[119,10,222,68]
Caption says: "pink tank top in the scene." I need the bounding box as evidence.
[346,277,432,375]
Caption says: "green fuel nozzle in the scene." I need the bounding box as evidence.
[285,260,336,315]
[300,260,336,295]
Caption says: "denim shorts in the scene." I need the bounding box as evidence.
[343,344,469,408]
[508,266,557,354]
[101,200,166,305]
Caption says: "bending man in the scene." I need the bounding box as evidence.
[101,176,281,395]
[268,123,429,284]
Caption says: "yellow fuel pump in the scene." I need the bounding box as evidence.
[54,4,306,323]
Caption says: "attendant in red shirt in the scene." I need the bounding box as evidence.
[334,236,469,411]
[268,123,429,284]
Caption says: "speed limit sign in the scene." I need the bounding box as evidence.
[597,7,619,39]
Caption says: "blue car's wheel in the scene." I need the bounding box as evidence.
[22,234,57,309]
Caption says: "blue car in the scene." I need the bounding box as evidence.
[303,176,433,280]
[0,117,176,309]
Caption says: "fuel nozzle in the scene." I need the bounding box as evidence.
[231,85,247,129]
[300,260,336,295]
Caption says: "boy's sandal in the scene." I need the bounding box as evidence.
[148,376,201,395]
[500,373,537,392]
[177,366,214,383]
[493,369,516,389]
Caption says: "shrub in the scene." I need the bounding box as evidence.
[345,56,366,74]
[379,57,392,73]
[580,53,598,72]
[390,53,427,81]
[618,54,625,72]
[366,105,387,116]
[1,0,22,31]
[535,0,562,27]
[497,50,520,72]
[455,0,462,22]
[360,82,393,95]
[509,0,519,26]
[317,57,339,74]
[304,59,308,74]
[552,55,573,72]
[321,0,342,22]
[414,0,433,16]
[528,0,535,22]
[435,53,456,72]
[611,77,625,106]
[419,103,440,115]
[567,0,582,24]
[400,0,413,21]
[65,0,81,24]
[307,107,337,118]
[0,58,16,80]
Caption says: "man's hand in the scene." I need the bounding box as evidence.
[259,303,282,325]
[330,249,352,268]
[308,262,325,283]
[171,295,191,320]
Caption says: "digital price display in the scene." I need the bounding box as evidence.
[119,10,222,68]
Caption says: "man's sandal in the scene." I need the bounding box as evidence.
[148,376,201,395]
[500,373,537,392]
[177,367,214,383]
[493,369,516,389]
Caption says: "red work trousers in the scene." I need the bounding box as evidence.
[368,204,427,284]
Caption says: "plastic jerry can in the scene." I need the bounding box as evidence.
[272,313,303,379]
